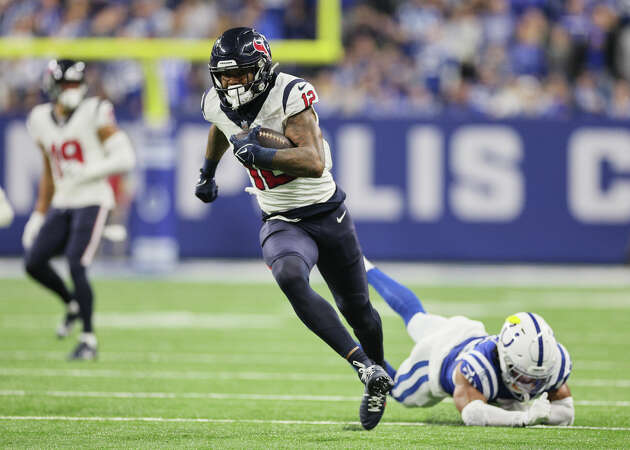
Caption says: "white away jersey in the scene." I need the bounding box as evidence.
[26,97,117,209]
[201,72,337,217]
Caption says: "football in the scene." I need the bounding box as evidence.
[236,127,295,149]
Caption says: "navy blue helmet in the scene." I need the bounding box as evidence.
[209,27,274,109]
[43,59,86,102]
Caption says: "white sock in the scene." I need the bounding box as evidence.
[363,256,375,272]
[67,300,79,314]
[80,332,97,347]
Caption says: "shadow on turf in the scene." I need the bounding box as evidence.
[342,418,461,431]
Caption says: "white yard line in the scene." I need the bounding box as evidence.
[0,390,628,407]
[0,415,627,431]
[1,257,630,286]
[1,368,629,388]
[0,352,621,371]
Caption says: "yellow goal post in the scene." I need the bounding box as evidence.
[0,0,342,125]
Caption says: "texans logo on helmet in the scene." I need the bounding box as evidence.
[253,39,269,58]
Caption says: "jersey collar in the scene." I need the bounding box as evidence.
[220,72,277,129]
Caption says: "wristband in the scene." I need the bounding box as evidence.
[254,146,277,169]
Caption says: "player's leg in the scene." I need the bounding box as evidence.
[364,259,449,345]
[24,209,78,329]
[312,205,393,430]
[389,339,443,408]
[260,220,373,369]
[364,258,425,325]
[314,206,384,367]
[64,205,108,360]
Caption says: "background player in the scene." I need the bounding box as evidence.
[23,59,135,360]
[195,27,393,430]
[364,259,574,427]
[0,187,14,228]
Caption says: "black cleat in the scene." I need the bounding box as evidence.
[68,341,97,361]
[353,361,394,430]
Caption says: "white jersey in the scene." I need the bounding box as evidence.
[390,313,572,408]
[26,97,117,209]
[201,72,337,217]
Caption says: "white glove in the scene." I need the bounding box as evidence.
[22,211,45,249]
[525,392,551,425]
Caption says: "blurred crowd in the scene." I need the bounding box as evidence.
[2,0,630,119]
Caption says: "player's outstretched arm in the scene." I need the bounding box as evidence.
[195,125,229,203]
[273,107,325,178]
[547,384,574,425]
[454,365,551,427]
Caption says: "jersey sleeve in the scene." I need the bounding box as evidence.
[25,109,41,142]
[549,343,572,391]
[457,350,500,401]
[95,99,117,128]
[281,78,319,121]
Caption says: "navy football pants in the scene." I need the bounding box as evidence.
[260,203,384,366]
[25,205,108,333]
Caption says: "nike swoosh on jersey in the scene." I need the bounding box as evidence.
[298,83,306,91]
[336,210,347,223]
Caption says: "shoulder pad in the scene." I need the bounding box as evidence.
[201,87,219,122]
[281,77,318,118]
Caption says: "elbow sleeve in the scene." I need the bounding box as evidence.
[549,397,574,426]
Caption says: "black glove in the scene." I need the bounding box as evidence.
[195,170,218,203]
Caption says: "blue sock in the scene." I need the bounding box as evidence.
[366,267,425,325]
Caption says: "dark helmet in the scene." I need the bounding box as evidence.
[43,59,86,102]
[209,27,274,109]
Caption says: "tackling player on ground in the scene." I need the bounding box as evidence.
[23,59,135,360]
[195,27,393,429]
[364,258,574,427]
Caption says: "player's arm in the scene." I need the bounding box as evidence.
[0,187,15,228]
[546,384,574,425]
[274,107,325,177]
[74,123,135,181]
[195,124,229,203]
[22,144,53,248]
[34,144,54,214]
[454,364,550,427]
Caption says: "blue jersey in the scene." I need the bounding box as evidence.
[439,334,572,402]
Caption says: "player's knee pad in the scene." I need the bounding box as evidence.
[271,254,310,295]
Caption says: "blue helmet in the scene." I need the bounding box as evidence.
[208,27,274,109]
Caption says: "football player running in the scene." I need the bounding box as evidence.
[23,59,135,360]
[364,258,574,427]
[195,27,393,430]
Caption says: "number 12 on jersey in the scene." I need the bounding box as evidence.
[301,90,316,108]
[249,168,295,190]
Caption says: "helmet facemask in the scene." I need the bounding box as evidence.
[209,58,271,110]
[499,353,554,401]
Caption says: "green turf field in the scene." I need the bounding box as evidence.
[0,277,628,448]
